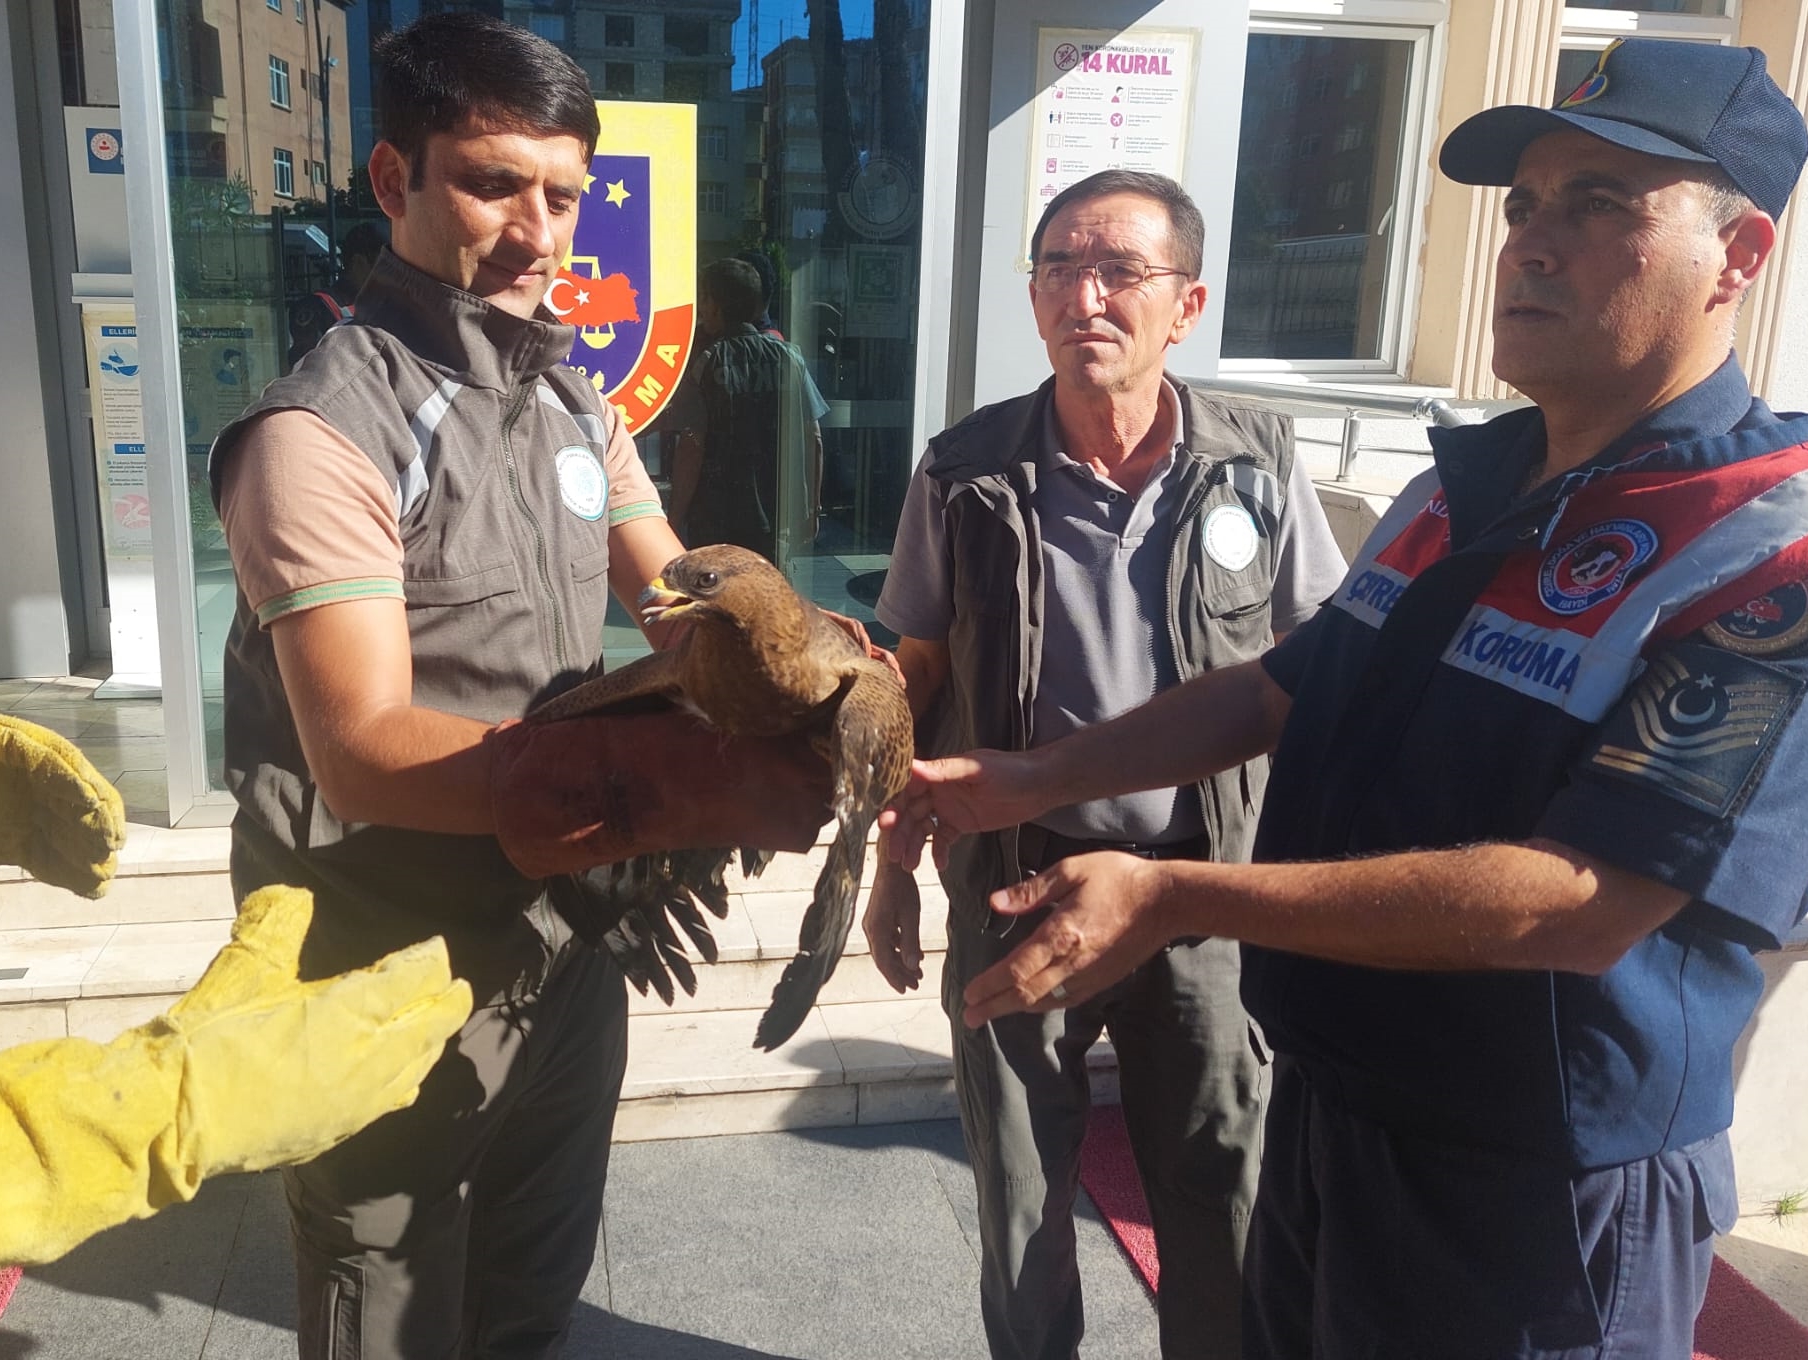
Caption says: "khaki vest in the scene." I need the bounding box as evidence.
[209,253,626,977]
[921,376,1295,926]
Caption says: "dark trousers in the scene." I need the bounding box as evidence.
[1244,1056,1737,1360]
[946,914,1268,1360]
[285,943,628,1359]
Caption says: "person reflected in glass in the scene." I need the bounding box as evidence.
[667,257,829,562]
[287,221,388,366]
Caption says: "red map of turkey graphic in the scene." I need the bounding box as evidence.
[549,268,640,328]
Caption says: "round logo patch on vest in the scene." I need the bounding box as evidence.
[1538,518,1657,615]
[1703,580,1808,656]
[1202,504,1260,573]
[555,445,608,521]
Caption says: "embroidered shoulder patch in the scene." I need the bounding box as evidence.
[1586,642,1804,816]
[1701,580,1808,657]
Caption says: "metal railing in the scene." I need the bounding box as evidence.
[1185,375,1524,480]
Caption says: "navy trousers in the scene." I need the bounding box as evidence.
[1243,1056,1737,1360]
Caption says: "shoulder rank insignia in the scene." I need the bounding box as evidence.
[1587,642,1804,817]
[1702,580,1808,657]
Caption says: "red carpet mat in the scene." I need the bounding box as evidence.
[1077,1104,1808,1359]
[0,1265,20,1321]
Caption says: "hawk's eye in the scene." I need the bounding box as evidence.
[696,571,720,591]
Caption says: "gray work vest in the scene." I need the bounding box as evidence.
[208,251,628,975]
[921,376,1294,927]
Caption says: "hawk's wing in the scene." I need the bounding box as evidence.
[524,646,768,1004]
[754,658,914,1050]
[527,646,685,724]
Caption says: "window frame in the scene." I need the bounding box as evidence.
[268,54,291,110]
[1559,3,1737,44]
[1221,6,1445,378]
[273,147,295,198]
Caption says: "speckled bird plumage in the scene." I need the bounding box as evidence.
[527,545,914,1050]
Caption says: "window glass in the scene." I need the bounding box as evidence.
[154,0,932,786]
[268,55,290,109]
[1565,1,1727,12]
[1224,31,1415,362]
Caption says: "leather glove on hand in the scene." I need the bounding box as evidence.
[0,885,472,1266]
[488,709,831,879]
[0,715,126,898]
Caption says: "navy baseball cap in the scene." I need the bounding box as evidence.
[1440,38,1808,220]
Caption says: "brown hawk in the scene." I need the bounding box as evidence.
[527,545,914,1050]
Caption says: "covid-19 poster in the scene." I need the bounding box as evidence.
[1025,27,1198,259]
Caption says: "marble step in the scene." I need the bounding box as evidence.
[0,823,1114,1144]
[0,833,1069,1144]
[615,999,1119,1143]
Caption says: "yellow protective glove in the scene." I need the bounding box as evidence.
[0,885,473,1265]
[0,714,126,898]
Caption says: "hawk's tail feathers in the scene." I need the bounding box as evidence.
[751,781,872,1051]
[550,847,740,1005]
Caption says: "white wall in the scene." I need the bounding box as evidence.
[970,0,1251,409]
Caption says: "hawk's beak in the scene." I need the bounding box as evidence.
[638,577,696,624]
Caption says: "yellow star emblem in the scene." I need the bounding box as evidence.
[604,179,631,208]
[583,173,596,194]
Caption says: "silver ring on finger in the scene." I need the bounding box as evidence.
[1049,981,1069,1003]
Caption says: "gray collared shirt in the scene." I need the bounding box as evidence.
[881,378,1346,842]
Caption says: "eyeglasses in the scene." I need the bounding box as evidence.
[1027,258,1188,295]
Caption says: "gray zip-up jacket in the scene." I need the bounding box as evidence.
[209,252,638,975]
[920,377,1296,928]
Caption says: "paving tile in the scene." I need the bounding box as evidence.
[1720,1212,1808,1327]
[113,769,171,824]
[201,1172,301,1360]
[3,708,88,741]
[726,843,834,895]
[0,923,112,1001]
[586,1123,995,1360]
[0,1001,67,1047]
[816,946,945,1006]
[76,702,166,739]
[114,822,166,870]
[625,955,787,1017]
[81,917,232,997]
[0,875,122,930]
[106,869,236,923]
[819,996,954,1083]
[0,1171,255,1359]
[70,734,168,778]
[857,1074,960,1125]
[121,830,226,877]
[699,893,758,962]
[738,883,949,965]
[66,991,182,1041]
[623,1006,846,1099]
[739,888,824,959]
[614,1083,859,1143]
